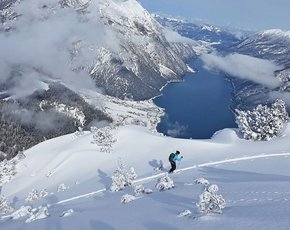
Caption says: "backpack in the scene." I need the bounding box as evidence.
[169,153,175,162]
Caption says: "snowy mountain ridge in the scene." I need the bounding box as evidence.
[153,14,243,51]
[0,0,202,100]
[237,29,290,66]
[231,28,290,111]
[259,29,290,40]
[0,0,208,159]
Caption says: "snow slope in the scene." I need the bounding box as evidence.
[1,121,290,229]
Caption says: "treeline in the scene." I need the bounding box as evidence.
[0,83,112,159]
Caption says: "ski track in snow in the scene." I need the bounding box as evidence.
[52,152,290,206]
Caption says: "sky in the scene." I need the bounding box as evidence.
[138,0,290,31]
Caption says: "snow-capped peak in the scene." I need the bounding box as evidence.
[259,29,290,40]
[201,24,221,33]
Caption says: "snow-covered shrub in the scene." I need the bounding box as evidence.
[133,184,153,196]
[0,150,27,185]
[60,209,74,217]
[8,206,33,220]
[235,99,288,141]
[134,184,145,196]
[25,206,50,223]
[197,184,226,214]
[178,209,192,217]
[120,194,137,204]
[0,196,14,215]
[5,205,49,222]
[143,188,153,194]
[72,127,84,139]
[25,189,48,202]
[194,178,209,186]
[0,160,16,185]
[57,183,69,192]
[155,174,174,191]
[39,189,48,198]
[128,167,138,182]
[16,150,26,160]
[110,159,138,192]
[91,126,116,153]
[0,159,19,186]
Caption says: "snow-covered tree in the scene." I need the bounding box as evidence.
[178,209,192,217]
[155,174,174,191]
[110,158,138,192]
[197,184,225,214]
[133,184,144,196]
[91,126,117,153]
[25,206,50,223]
[133,184,153,196]
[72,127,84,139]
[235,99,288,141]
[120,194,137,204]
[194,178,209,186]
[0,196,14,215]
[60,209,74,217]
[7,206,33,220]
[57,184,69,192]
[25,189,48,202]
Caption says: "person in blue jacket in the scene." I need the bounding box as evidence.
[168,150,183,173]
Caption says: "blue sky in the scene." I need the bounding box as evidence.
[139,0,290,31]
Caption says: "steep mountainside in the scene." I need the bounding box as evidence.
[232,29,290,110]
[237,29,290,67]
[0,0,203,158]
[0,0,198,100]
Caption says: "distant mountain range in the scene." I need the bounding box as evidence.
[233,29,290,110]
[237,29,290,67]
[153,14,244,51]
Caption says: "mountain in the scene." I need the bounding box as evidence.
[0,0,204,159]
[0,83,113,159]
[154,14,243,51]
[236,29,290,100]
[237,29,290,67]
[231,29,290,110]
[1,0,199,100]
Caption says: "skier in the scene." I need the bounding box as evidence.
[168,150,183,173]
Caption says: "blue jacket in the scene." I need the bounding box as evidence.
[173,154,182,163]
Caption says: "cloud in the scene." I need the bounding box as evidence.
[201,53,282,88]
[162,27,195,44]
[0,0,120,98]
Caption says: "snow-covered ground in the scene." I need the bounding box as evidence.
[1,116,290,229]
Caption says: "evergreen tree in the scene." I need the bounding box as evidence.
[110,158,137,192]
[197,184,225,214]
[235,99,288,141]
[0,196,14,215]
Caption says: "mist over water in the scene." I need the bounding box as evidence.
[154,58,237,139]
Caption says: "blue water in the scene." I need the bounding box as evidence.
[153,58,237,139]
